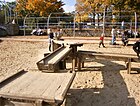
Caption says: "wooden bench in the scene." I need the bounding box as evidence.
[0,70,76,106]
[77,50,140,74]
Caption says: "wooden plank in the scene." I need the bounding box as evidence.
[0,71,32,93]
[55,73,76,102]
[78,51,140,74]
[42,74,64,102]
[7,101,35,106]
[37,46,64,65]
[0,72,75,105]
[0,70,26,87]
[48,47,71,64]
[37,46,72,72]
[48,47,72,72]
[78,51,138,61]
[44,47,67,64]
[42,73,74,103]
[79,53,130,61]
[0,72,40,95]
[20,73,56,98]
[78,50,137,57]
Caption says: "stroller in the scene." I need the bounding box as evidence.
[31,28,44,35]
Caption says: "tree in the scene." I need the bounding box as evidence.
[16,0,64,17]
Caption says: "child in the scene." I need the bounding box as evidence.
[99,33,105,48]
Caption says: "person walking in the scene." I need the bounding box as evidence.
[99,33,105,48]
[48,29,54,52]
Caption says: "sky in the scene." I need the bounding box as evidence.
[61,0,76,12]
[4,0,76,13]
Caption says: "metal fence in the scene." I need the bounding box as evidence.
[21,12,140,37]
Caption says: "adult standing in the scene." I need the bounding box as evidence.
[111,26,117,45]
[48,29,54,52]
[121,20,125,30]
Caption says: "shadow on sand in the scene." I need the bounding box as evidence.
[66,59,136,106]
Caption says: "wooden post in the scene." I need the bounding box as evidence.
[73,46,77,67]
[127,58,131,74]
[82,62,84,68]
[71,46,77,72]
[134,12,137,38]
[36,99,43,106]
[63,59,66,69]
[0,97,2,106]
[103,7,106,35]
[77,57,81,71]
[72,57,76,71]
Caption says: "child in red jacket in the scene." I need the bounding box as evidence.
[99,33,105,48]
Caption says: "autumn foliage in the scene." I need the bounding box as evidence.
[75,0,140,22]
[16,0,64,17]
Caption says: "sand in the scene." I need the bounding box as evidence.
[0,36,140,106]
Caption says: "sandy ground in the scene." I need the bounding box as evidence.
[0,36,140,106]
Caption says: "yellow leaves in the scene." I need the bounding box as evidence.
[26,0,34,10]
[16,0,64,16]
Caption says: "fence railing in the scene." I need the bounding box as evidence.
[20,14,140,37]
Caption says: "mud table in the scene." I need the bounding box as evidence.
[0,70,75,106]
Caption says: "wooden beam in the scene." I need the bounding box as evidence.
[0,97,2,106]
[48,47,72,72]
[36,99,43,106]
[77,57,81,71]
[127,58,131,74]
[77,51,140,74]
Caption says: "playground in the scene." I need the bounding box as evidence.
[0,36,140,106]
[0,0,140,105]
